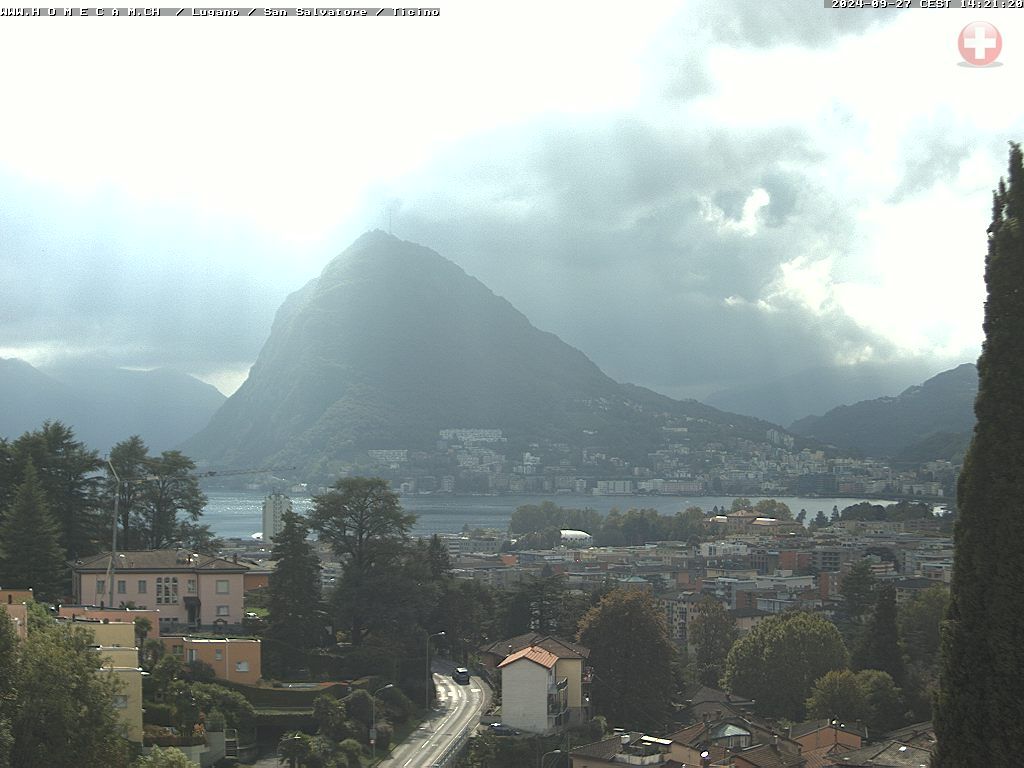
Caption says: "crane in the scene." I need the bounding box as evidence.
[103,463,295,611]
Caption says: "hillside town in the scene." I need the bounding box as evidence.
[346,427,954,500]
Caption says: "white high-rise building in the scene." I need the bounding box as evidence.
[262,493,292,542]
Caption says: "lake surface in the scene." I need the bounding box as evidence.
[201,491,902,540]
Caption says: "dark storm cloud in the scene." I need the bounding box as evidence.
[384,116,894,400]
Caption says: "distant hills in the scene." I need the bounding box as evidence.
[183,231,792,477]
[0,357,225,453]
[789,363,977,460]
[704,360,953,427]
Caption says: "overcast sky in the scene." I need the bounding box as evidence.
[1,1,1021,402]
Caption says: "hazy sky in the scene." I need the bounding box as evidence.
[1,1,1020,400]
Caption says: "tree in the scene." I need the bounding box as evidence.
[898,585,948,668]
[9,622,129,768]
[106,436,150,549]
[0,461,67,602]
[264,511,324,678]
[935,144,1024,766]
[840,560,877,624]
[806,668,904,734]
[805,669,867,723]
[810,510,829,530]
[754,499,792,520]
[723,612,849,721]
[310,477,415,646]
[688,596,738,687]
[11,421,103,561]
[796,509,807,525]
[578,589,674,732]
[0,607,17,768]
[854,586,905,687]
[134,451,210,551]
[730,497,753,512]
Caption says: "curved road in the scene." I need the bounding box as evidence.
[380,663,491,768]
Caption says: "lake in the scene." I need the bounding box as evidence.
[201,491,903,540]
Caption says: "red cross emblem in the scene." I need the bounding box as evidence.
[959,22,1001,67]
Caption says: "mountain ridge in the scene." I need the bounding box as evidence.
[789,362,977,459]
[183,231,795,478]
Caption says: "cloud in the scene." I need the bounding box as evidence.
[375,114,901,399]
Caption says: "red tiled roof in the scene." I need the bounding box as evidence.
[498,645,559,670]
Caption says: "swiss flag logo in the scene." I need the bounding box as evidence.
[959,22,1001,67]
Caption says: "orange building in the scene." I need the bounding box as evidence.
[58,606,162,638]
[161,636,262,685]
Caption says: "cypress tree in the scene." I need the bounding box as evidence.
[264,511,324,678]
[0,461,66,603]
[934,143,1024,765]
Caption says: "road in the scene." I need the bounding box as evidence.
[380,663,491,768]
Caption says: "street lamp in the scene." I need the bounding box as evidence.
[425,631,446,710]
[541,748,562,768]
[371,683,394,761]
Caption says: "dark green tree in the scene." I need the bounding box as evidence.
[810,510,829,530]
[105,436,150,549]
[898,584,948,668]
[12,421,103,561]
[688,596,739,687]
[854,585,906,687]
[840,560,877,624]
[9,622,129,768]
[0,461,67,602]
[264,511,324,677]
[578,589,675,732]
[0,607,16,768]
[935,143,1024,766]
[754,499,792,520]
[310,477,415,646]
[723,612,849,721]
[135,451,210,551]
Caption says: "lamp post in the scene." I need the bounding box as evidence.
[371,683,394,761]
[541,748,561,768]
[425,631,446,710]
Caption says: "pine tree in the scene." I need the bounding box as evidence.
[264,511,324,678]
[934,144,1024,765]
[0,461,67,602]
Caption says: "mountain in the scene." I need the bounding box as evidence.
[0,357,226,453]
[704,361,950,426]
[789,363,977,459]
[183,231,790,476]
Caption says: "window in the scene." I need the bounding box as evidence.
[157,577,179,605]
[117,580,127,594]
[188,649,198,662]
[187,579,196,595]
[96,579,105,595]
[172,645,183,657]
[113,694,128,709]
[215,649,223,660]
[216,605,229,617]
[235,661,249,673]
[137,580,147,594]
[216,579,230,595]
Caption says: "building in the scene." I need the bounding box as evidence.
[261,493,293,542]
[70,550,248,633]
[498,646,569,735]
[160,636,262,685]
[483,633,590,731]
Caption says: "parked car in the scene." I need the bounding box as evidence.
[488,723,520,736]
